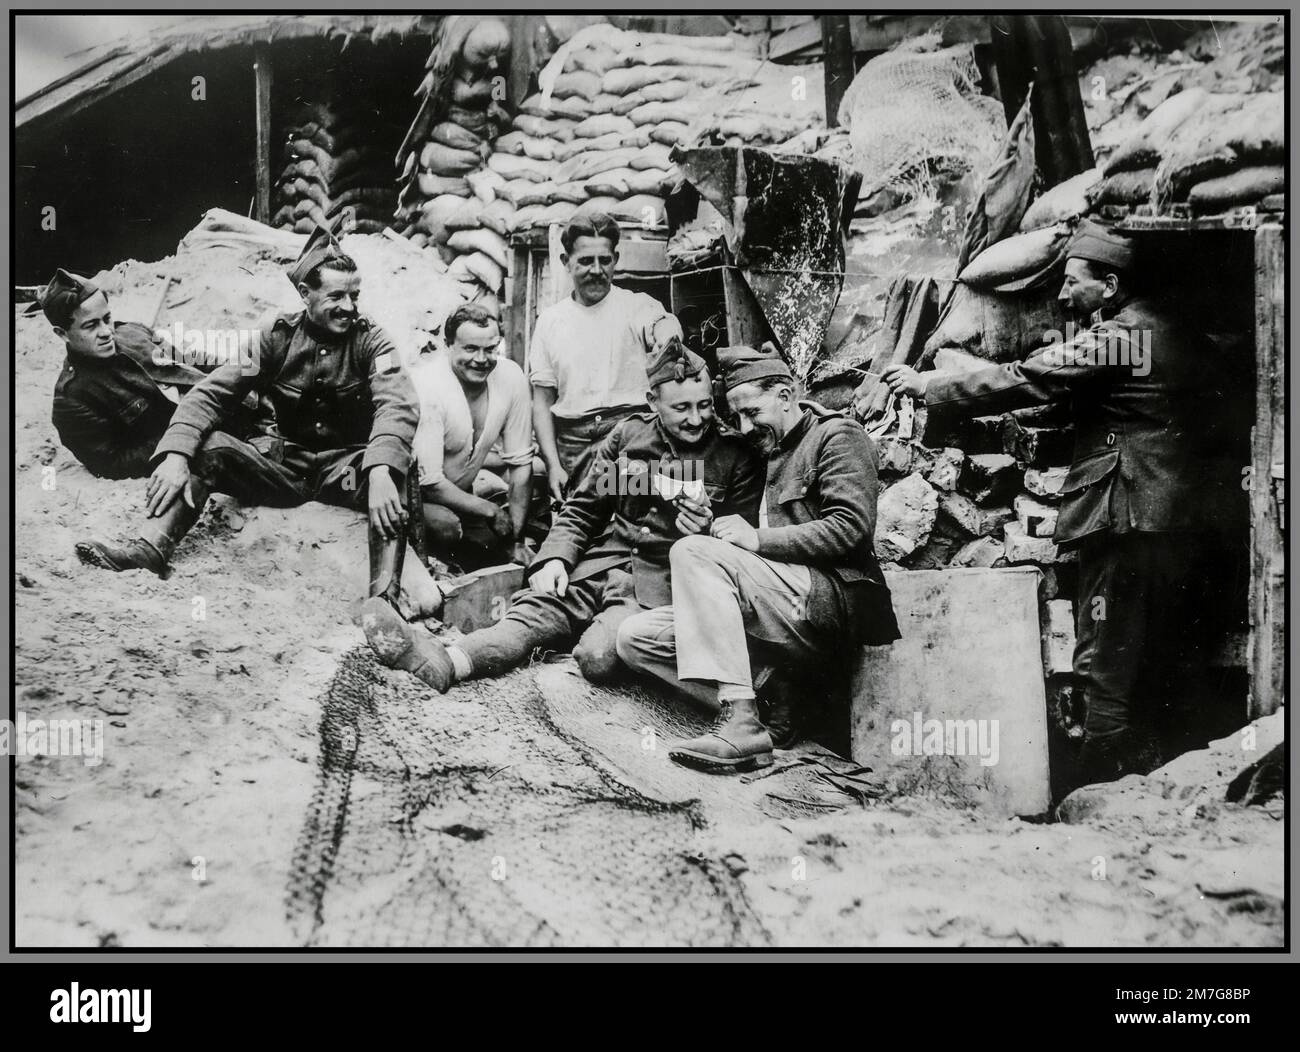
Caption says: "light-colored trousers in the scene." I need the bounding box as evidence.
[615,534,828,709]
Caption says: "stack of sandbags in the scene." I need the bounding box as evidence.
[1088,88,1283,214]
[273,101,402,236]
[492,23,765,235]
[395,17,512,308]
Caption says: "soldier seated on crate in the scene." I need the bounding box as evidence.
[409,302,534,571]
[528,210,683,503]
[361,340,764,692]
[75,221,420,613]
[880,219,1239,786]
[43,269,272,480]
[616,343,900,775]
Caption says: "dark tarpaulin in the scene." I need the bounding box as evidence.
[673,146,860,380]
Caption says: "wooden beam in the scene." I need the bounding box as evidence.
[254,44,273,225]
[821,16,855,128]
[1249,223,1285,719]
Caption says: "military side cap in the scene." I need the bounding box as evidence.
[647,337,707,388]
[286,218,347,286]
[1067,218,1136,271]
[40,268,100,327]
[717,340,792,392]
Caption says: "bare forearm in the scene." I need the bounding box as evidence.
[532,387,561,469]
[423,478,496,521]
[506,463,531,538]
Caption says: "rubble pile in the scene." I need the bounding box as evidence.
[272,97,402,236]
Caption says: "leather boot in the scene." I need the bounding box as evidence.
[360,596,454,693]
[76,480,210,578]
[1079,729,1163,785]
[367,523,407,610]
[669,694,773,774]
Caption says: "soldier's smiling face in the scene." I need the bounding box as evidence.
[301,266,361,335]
[648,371,714,448]
[448,318,502,388]
[729,379,795,457]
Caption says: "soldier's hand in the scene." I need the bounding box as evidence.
[882,363,928,399]
[674,493,713,536]
[488,507,513,540]
[146,453,193,518]
[710,514,759,552]
[530,558,568,597]
[548,463,569,505]
[368,466,406,539]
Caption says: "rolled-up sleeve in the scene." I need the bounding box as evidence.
[528,316,557,388]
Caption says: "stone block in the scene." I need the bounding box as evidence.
[1041,598,1076,674]
[1004,521,1075,565]
[1014,494,1060,538]
[958,453,1021,505]
[1023,466,1069,500]
[874,472,939,563]
[939,492,1014,538]
[1001,416,1075,468]
[949,535,1007,568]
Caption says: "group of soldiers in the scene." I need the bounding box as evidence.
[44,210,1228,784]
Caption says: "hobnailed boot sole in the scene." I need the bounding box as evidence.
[359,597,454,694]
[75,540,170,579]
[668,745,774,774]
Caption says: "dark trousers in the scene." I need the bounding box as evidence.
[1074,531,1214,749]
[553,406,640,491]
[458,566,638,680]
[189,431,373,511]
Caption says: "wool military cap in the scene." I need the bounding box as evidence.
[40,269,101,328]
[286,218,348,286]
[716,341,793,392]
[647,337,707,388]
[1067,219,1136,271]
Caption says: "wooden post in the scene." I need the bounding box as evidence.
[821,15,855,128]
[1249,223,1285,719]
[253,44,273,226]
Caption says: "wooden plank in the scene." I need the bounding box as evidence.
[253,44,273,225]
[1249,224,1285,719]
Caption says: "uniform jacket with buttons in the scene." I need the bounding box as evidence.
[532,411,764,609]
[155,311,418,476]
[52,321,271,480]
[754,401,900,646]
[923,296,1239,546]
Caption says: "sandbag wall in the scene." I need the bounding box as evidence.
[394,17,513,310]
[482,25,779,237]
[273,98,402,236]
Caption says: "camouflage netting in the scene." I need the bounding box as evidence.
[287,647,874,947]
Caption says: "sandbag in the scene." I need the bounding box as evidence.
[551,70,602,101]
[624,168,672,196]
[494,130,528,155]
[461,17,511,71]
[447,227,510,270]
[480,198,516,236]
[488,153,560,182]
[448,250,505,289]
[585,169,636,198]
[620,129,652,150]
[570,45,621,76]
[613,43,741,68]
[1088,168,1155,206]
[610,90,648,116]
[272,204,295,227]
[447,106,498,136]
[519,93,590,120]
[419,141,480,175]
[332,187,395,210]
[640,80,694,104]
[418,172,471,197]
[444,199,486,231]
[649,122,690,146]
[1157,91,1283,201]
[554,132,625,162]
[629,144,673,171]
[1102,87,1209,176]
[521,136,558,162]
[509,205,546,232]
[602,66,669,95]
[467,168,507,203]
[1187,165,1285,209]
[430,121,484,152]
[551,181,591,205]
[957,224,1069,291]
[513,114,577,142]
[1019,168,1101,231]
[574,113,637,139]
[628,100,701,125]
[924,283,1069,364]
[534,201,579,228]
[559,147,641,183]
[499,179,561,208]
[606,194,667,226]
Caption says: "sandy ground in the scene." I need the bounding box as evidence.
[11,236,1285,947]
